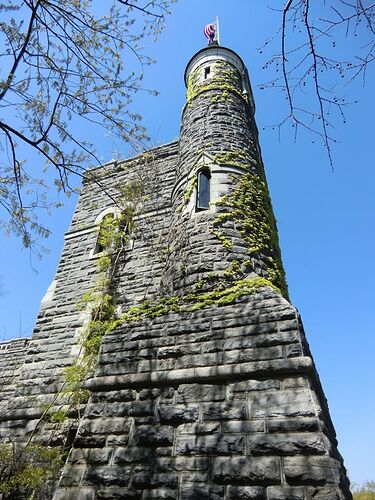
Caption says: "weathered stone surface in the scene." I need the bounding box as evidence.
[83,466,131,486]
[306,486,346,499]
[96,487,141,499]
[180,483,224,500]
[176,383,225,402]
[132,473,178,489]
[222,420,265,433]
[113,447,155,464]
[227,486,266,499]
[176,434,245,455]
[248,432,327,455]
[142,489,177,500]
[134,425,174,447]
[213,457,281,485]
[54,487,96,500]
[157,404,199,424]
[267,417,319,433]
[202,402,247,420]
[266,485,305,500]
[0,44,351,500]
[283,456,342,485]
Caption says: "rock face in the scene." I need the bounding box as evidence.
[0,44,352,499]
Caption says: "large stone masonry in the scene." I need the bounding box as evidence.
[54,287,351,499]
[0,41,352,500]
[0,141,178,445]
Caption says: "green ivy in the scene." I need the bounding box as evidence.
[186,60,245,106]
[211,156,288,298]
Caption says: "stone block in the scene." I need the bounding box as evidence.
[83,465,131,486]
[96,487,141,499]
[69,447,112,465]
[225,346,284,364]
[267,417,319,433]
[176,383,225,402]
[212,456,281,485]
[222,420,265,433]
[59,465,85,486]
[229,380,280,394]
[248,389,316,418]
[248,432,326,455]
[283,456,341,485]
[134,425,174,447]
[155,457,210,472]
[113,447,155,464]
[180,483,224,500]
[78,417,131,436]
[54,487,96,500]
[266,485,305,499]
[132,473,178,489]
[282,377,308,389]
[157,404,199,424]
[285,344,303,358]
[106,435,129,446]
[305,486,345,499]
[227,486,266,499]
[176,352,223,369]
[177,422,221,435]
[142,489,177,499]
[74,434,106,448]
[202,402,247,420]
[176,434,244,455]
[106,401,154,417]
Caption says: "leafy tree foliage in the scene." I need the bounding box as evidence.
[0,442,64,498]
[0,0,172,251]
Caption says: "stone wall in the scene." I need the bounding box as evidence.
[0,141,178,446]
[0,339,29,420]
[54,287,351,499]
[0,44,352,500]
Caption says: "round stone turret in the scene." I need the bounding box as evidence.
[161,45,288,298]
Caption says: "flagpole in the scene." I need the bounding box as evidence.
[216,16,220,44]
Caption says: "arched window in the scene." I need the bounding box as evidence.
[196,168,211,210]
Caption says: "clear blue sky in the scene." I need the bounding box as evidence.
[1,0,374,486]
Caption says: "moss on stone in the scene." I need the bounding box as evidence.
[116,276,279,325]
[210,156,288,298]
[186,60,245,106]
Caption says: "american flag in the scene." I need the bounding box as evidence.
[204,23,216,41]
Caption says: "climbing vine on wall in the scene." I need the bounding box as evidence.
[186,60,245,106]
[208,148,288,299]
[63,179,146,412]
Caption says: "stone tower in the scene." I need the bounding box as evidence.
[0,43,351,499]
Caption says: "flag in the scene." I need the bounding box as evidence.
[204,23,216,41]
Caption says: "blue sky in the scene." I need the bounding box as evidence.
[1,0,374,486]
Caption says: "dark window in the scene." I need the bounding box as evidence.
[196,169,211,210]
[204,66,211,79]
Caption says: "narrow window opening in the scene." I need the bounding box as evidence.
[204,66,211,79]
[196,169,211,210]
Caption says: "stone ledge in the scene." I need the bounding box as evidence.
[86,357,313,391]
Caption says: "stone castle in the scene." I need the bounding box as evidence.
[0,42,352,499]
